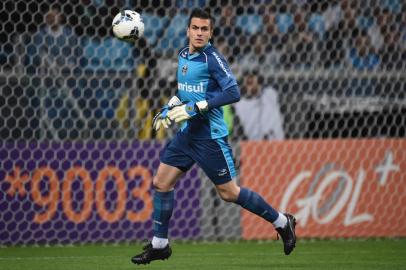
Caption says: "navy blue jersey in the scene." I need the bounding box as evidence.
[176,43,239,139]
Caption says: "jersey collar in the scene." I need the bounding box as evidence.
[188,42,211,59]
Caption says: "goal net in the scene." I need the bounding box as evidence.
[1,0,406,245]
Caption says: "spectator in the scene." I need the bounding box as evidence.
[275,2,295,34]
[232,34,265,77]
[175,0,206,8]
[348,28,380,70]
[321,0,357,69]
[217,4,242,38]
[25,6,82,74]
[236,5,263,35]
[155,8,189,56]
[283,3,318,69]
[321,0,343,33]
[263,3,286,69]
[377,8,403,70]
[24,6,85,140]
[215,36,232,61]
[234,71,285,140]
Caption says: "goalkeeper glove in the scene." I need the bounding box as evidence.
[168,100,208,123]
[152,96,182,131]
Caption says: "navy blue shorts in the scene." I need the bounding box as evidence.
[160,132,236,185]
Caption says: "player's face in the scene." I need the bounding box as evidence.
[187,17,212,53]
[244,74,259,97]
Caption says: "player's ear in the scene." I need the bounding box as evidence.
[187,27,190,38]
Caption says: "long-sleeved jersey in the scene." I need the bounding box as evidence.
[176,43,240,139]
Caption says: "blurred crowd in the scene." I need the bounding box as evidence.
[2,0,405,73]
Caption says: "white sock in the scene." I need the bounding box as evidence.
[151,236,169,249]
[272,212,288,228]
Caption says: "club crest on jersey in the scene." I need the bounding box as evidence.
[182,64,188,75]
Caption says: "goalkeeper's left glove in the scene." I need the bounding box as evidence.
[152,96,182,131]
[168,100,208,123]
[152,106,171,130]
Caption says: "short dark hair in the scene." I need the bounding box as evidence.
[188,8,214,29]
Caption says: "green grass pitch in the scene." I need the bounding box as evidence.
[1,239,406,270]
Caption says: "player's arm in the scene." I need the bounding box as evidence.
[205,51,240,109]
[168,52,240,122]
[167,84,239,120]
[205,84,240,109]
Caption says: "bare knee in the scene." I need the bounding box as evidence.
[218,190,237,202]
[216,182,240,202]
[153,175,176,192]
[152,176,169,192]
[152,163,184,192]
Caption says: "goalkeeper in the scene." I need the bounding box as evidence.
[132,8,296,265]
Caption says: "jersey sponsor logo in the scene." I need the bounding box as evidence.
[212,52,230,77]
[178,82,205,93]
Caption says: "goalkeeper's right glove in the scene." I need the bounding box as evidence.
[152,96,182,131]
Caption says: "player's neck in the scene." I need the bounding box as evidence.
[189,46,201,54]
[189,43,210,54]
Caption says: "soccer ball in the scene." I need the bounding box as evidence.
[112,10,144,42]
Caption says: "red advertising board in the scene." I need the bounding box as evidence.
[240,139,406,238]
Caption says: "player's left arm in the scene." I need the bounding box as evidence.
[205,84,240,110]
[168,52,240,122]
[204,51,240,109]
